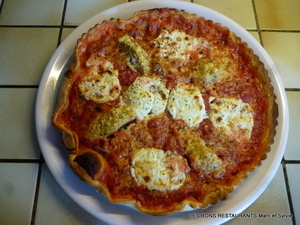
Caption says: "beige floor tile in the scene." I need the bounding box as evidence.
[286,164,300,224]
[284,92,300,160]
[64,0,128,26]
[34,165,109,225]
[0,163,38,225]
[261,32,300,88]
[255,0,300,30]
[193,0,256,29]
[61,28,76,43]
[0,0,64,25]
[131,0,191,1]
[248,31,260,43]
[0,88,40,159]
[226,165,292,224]
[0,28,59,85]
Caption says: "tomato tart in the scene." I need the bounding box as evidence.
[52,8,278,215]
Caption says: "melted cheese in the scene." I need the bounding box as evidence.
[131,148,190,191]
[167,84,207,127]
[78,70,120,104]
[154,30,205,60]
[209,97,254,139]
[124,76,169,119]
[194,61,220,84]
[193,59,232,91]
[119,35,150,75]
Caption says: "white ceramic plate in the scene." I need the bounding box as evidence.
[35,1,289,224]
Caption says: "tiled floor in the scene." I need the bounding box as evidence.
[255,0,300,30]
[0,0,299,224]
[262,32,300,88]
[64,0,128,25]
[34,165,107,225]
[193,0,257,29]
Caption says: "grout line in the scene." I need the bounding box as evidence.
[0,25,62,28]
[260,29,300,33]
[284,160,300,164]
[285,88,300,92]
[30,159,45,225]
[56,0,69,47]
[282,162,297,225]
[57,28,63,47]
[0,0,5,14]
[61,0,68,27]
[0,85,39,88]
[0,159,41,163]
[246,29,259,32]
[251,0,263,46]
[0,25,78,29]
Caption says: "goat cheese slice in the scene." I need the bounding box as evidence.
[167,83,207,127]
[78,70,121,104]
[209,97,254,139]
[154,30,206,60]
[124,76,169,119]
[131,148,190,191]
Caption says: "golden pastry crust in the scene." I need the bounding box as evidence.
[52,8,278,216]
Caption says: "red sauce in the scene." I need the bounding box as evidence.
[55,9,274,211]
[118,68,139,86]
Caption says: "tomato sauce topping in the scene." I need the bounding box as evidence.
[54,8,275,211]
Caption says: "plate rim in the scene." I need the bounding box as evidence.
[35,1,289,224]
